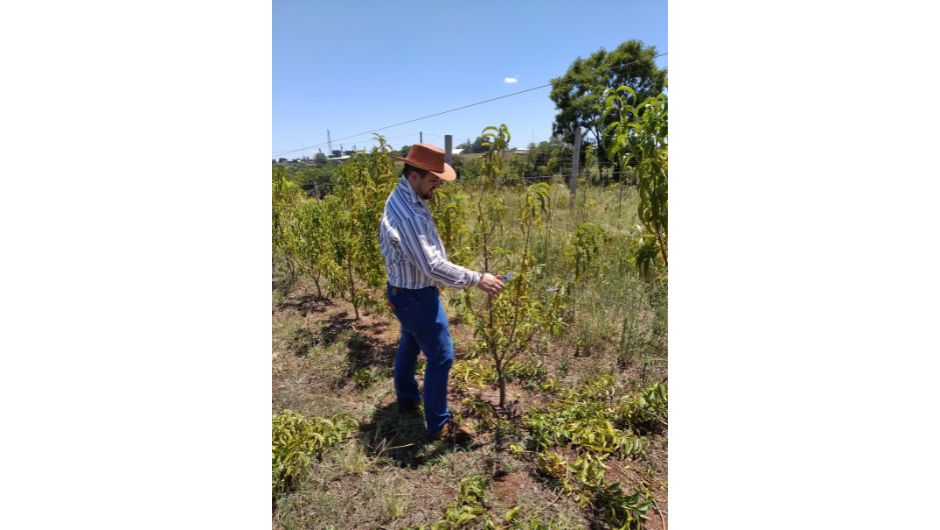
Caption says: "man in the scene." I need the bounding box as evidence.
[379,143,505,441]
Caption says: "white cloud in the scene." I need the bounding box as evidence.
[503,77,518,84]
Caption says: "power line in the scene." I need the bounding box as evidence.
[276,132,426,159]
[273,84,550,157]
[276,131,449,159]
[273,52,666,157]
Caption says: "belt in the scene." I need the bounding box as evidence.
[388,284,437,296]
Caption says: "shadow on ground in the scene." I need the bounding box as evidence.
[357,403,465,469]
[318,311,395,373]
[276,292,333,315]
[287,327,320,357]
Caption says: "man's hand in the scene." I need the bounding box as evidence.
[477,272,506,296]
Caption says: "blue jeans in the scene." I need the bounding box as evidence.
[386,284,454,433]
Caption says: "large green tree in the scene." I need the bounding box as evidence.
[549,40,666,180]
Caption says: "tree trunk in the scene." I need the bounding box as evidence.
[592,126,608,181]
[286,259,296,291]
[347,257,360,320]
[656,230,668,268]
[313,274,323,298]
[495,357,506,409]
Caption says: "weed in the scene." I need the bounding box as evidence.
[419,475,493,530]
[535,450,577,497]
[352,368,375,389]
[524,376,649,456]
[271,410,359,497]
[337,442,369,475]
[451,358,496,392]
[557,354,571,377]
[592,481,652,529]
[504,359,548,389]
[538,376,560,394]
[618,381,668,435]
[384,492,408,521]
[535,447,651,529]
[461,395,496,422]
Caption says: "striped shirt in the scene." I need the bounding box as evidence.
[379,175,481,290]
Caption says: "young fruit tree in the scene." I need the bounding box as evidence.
[272,166,304,289]
[319,135,397,319]
[462,125,565,409]
[604,86,668,270]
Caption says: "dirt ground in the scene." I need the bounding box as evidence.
[273,279,667,529]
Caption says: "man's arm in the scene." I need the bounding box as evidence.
[396,214,504,294]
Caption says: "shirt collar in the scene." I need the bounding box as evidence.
[398,174,423,205]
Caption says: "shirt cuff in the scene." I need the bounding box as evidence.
[470,270,482,287]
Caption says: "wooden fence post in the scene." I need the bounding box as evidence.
[569,127,581,208]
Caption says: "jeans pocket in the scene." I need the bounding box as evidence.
[388,289,419,313]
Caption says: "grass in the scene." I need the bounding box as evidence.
[273,183,667,529]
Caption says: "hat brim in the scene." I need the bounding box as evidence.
[395,157,457,181]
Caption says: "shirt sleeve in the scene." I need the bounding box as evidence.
[397,213,481,289]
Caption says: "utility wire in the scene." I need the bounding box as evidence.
[273,84,550,157]
[279,131,424,158]
[278,131,449,158]
[273,52,666,157]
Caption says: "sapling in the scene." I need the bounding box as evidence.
[604,86,668,269]
[272,166,304,290]
[462,125,563,409]
[319,135,397,319]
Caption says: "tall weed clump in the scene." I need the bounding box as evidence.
[272,410,358,497]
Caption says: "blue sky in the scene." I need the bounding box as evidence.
[273,0,667,158]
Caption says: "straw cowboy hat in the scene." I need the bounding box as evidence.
[395,143,457,181]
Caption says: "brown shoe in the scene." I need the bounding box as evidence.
[426,419,476,444]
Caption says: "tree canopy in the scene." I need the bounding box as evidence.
[549,40,666,170]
